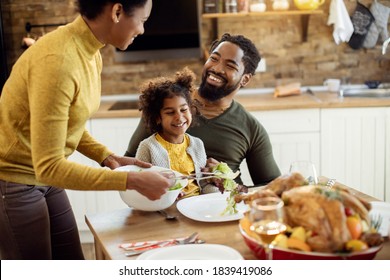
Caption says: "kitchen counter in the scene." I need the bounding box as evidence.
[93,90,390,119]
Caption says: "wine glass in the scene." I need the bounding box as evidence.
[249,196,286,260]
[289,160,318,185]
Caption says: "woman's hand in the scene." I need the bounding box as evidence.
[102,154,152,170]
[126,171,171,200]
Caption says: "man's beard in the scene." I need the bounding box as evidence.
[198,75,241,102]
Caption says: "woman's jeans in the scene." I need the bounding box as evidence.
[0,180,84,260]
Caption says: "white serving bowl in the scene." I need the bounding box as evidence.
[116,165,187,211]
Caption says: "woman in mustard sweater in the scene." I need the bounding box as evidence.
[0,0,171,260]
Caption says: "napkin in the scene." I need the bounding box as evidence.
[348,2,375,49]
[120,239,175,251]
[363,1,390,48]
[119,237,179,251]
[327,0,354,45]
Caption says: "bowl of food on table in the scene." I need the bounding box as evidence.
[236,173,384,260]
[116,165,187,211]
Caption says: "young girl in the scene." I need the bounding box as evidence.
[135,67,208,198]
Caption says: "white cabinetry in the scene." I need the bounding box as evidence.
[90,117,141,156]
[386,108,390,202]
[240,109,321,185]
[321,108,387,201]
[66,121,96,238]
[66,118,141,242]
[89,117,141,213]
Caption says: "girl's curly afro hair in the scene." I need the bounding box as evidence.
[139,67,197,133]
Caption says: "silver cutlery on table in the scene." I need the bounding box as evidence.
[124,232,198,251]
[124,232,203,257]
[158,210,177,220]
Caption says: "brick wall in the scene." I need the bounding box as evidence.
[1,0,389,95]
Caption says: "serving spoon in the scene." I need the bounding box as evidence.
[158,210,177,220]
[160,170,218,181]
[160,170,239,181]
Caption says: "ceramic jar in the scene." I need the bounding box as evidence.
[250,0,267,12]
[272,0,290,11]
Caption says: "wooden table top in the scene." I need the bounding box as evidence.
[85,183,390,260]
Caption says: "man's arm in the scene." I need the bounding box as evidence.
[124,118,152,157]
[246,122,281,186]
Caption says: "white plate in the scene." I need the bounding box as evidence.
[369,201,390,237]
[136,244,243,260]
[176,192,249,222]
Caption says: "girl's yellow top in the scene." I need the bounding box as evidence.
[155,134,200,197]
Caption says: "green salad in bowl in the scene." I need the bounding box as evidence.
[116,165,187,211]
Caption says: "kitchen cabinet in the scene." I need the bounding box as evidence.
[386,108,390,203]
[89,117,141,156]
[321,108,387,201]
[66,121,96,241]
[88,117,141,216]
[66,118,141,242]
[202,9,324,42]
[240,109,321,185]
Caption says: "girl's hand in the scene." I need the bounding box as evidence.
[201,157,220,172]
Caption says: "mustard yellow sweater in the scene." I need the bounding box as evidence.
[0,16,127,190]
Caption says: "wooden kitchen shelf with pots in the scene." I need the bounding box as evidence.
[202,9,324,42]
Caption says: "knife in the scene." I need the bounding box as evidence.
[305,88,322,102]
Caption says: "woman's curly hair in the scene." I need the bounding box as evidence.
[139,67,197,133]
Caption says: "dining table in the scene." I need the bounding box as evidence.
[85,180,390,260]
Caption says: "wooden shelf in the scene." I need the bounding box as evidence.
[202,10,324,42]
[202,10,323,19]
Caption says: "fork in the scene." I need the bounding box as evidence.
[371,214,383,231]
[174,232,199,245]
[160,170,218,181]
[174,174,218,180]
[124,232,200,257]
[326,178,336,189]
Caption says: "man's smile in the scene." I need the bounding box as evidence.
[207,72,226,85]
